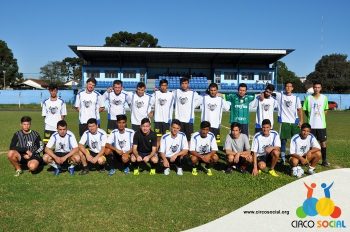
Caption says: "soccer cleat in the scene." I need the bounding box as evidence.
[207,168,213,176]
[225,167,233,174]
[98,167,106,173]
[123,167,130,174]
[164,167,170,176]
[192,168,198,176]
[14,169,23,177]
[308,168,315,175]
[79,169,89,175]
[321,161,330,167]
[54,168,60,176]
[150,169,156,175]
[68,166,75,175]
[108,168,116,176]
[269,169,279,177]
[133,168,139,176]
[176,167,183,176]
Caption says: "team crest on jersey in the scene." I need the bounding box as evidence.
[59,142,65,150]
[179,97,188,105]
[199,144,209,153]
[118,139,126,148]
[83,100,92,108]
[91,141,98,149]
[263,103,270,111]
[170,144,179,153]
[135,100,144,109]
[262,144,272,150]
[112,99,122,105]
[284,100,292,107]
[300,145,307,154]
[158,98,167,106]
[207,103,217,111]
[27,141,33,147]
[49,106,58,114]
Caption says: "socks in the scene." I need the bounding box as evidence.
[49,161,58,169]
[321,147,327,161]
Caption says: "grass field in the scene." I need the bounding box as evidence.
[0,106,349,231]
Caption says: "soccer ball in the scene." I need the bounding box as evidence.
[296,166,304,178]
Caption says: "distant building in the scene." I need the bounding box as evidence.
[21,79,49,89]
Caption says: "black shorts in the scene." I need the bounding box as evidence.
[154,122,170,137]
[79,124,88,137]
[132,124,140,132]
[180,122,193,141]
[209,127,221,143]
[20,153,43,165]
[107,120,118,134]
[54,152,72,169]
[44,130,55,143]
[311,129,327,142]
[240,124,249,137]
[257,154,272,164]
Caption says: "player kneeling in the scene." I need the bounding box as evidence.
[43,120,80,175]
[190,121,219,176]
[131,118,158,175]
[251,119,281,177]
[159,119,188,176]
[289,123,321,178]
[105,115,135,176]
[79,118,108,175]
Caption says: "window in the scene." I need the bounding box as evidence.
[105,70,118,78]
[241,72,254,80]
[224,72,237,80]
[86,70,100,78]
[259,72,272,81]
[123,70,136,79]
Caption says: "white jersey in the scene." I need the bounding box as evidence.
[107,128,135,153]
[190,131,218,154]
[103,90,129,120]
[200,95,231,129]
[290,133,321,156]
[303,94,328,129]
[127,92,152,125]
[253,96,278,128]
[75,90,104,124]
[159,132,188,157]
[46,130,78,153]
[42,97,67,131]
[151,90,174,123]
[251,130,281,157]
[174,89,201,123]
[79,128,108,154]
[275,92,301,124]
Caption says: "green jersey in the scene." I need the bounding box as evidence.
[225,94,255,124]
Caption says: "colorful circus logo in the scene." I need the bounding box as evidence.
[296,182,342,219]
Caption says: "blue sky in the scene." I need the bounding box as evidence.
[1,0,349,78]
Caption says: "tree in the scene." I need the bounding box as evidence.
[40,61,68,84]
[0,40,23,88]
[62,57,83,82]
[306,54,350,93]
[273,61,305,92]
[105,31,160,47]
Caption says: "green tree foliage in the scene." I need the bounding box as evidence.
[105,31,160,47]
[306,54,350,93]
[273,61,305,92]
[0,40,23,88]
[40,61,68,84]
[62,57,83,82]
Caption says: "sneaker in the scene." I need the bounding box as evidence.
[308,168,315,175]
[150,169,156,175]
[225,167,233,174]
[14,169,23,177]
[280,152,286,164]
[98,167,106,173]
[54,168,60,176]
[108,168,116,176]
[68,166,75,175]
[79,169,89,175]
[207,168,213,176]
[133,168,139,176]
[176,167,183,176]
[164,167,170,176]
[192,168,198,176]
[321,161,330,167]
[123,167,130,174]
[269,169,279,177]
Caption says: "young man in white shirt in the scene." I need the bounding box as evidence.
[200,83,230,143]
[190,121,219,176]
[173,77,201,142]
[43,120,80,176]
[103,80,129,134]
[275,81,303,164]
[251,119,281,177]
[42,83,67,144]
[75,77,105,136]
[126,82,153,132]
[159,119,188,176]
[303,81,329,166]
[289,123,321,177]
[105,114,135,175]
[253,84,278,133]
[78,118,108,175]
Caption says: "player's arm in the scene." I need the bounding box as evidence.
[79,143,93,161]
[33,134,44,155]
[159,152,169,168]
[297,108,304,126]
[190,150,204,160]
[105,143,123,155]
[62,146,79,161]
[45,146,60,163]
[132,144,142,161]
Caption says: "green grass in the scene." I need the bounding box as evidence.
[0,109,349,231]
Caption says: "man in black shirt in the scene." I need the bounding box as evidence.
[131,118,158,175]
[8,116,44,176]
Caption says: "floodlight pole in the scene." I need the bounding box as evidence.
[2,70,5,90]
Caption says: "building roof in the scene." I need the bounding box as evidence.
[22,79,48,89]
